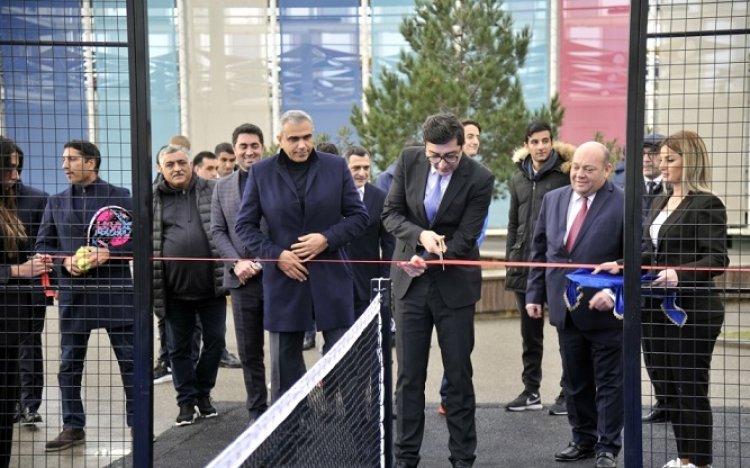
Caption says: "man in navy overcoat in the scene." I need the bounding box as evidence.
[235,110,368,400]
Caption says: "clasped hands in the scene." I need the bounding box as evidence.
[397,231,446,278]
[233,260,262,285]
[278,233,328,282]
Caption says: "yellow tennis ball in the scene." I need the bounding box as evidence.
[77,256,92,272]
[76,247,92,272]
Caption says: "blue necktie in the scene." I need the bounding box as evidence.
[425,175,443,224]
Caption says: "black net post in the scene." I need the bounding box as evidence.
[371,277,393,468]
[622,1,649,467]
[126,0,154,465]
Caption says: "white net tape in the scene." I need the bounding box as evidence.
[207,293,384,468]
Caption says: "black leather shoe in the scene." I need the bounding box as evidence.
[595,452,617,468]
[394,459,417,468]
[219,350,242,369]
[554,442,595,462]
[451,460,473,468]
[302,333,316,350]
[642,401,668,423]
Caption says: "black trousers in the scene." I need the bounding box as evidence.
[229,279,267,417]
[0,341,17,468]
[394,276,476,467]
[1,296,26,468]
[514,292,565,395]
[643,309,722,466]
[18,303,46,413]
[559,318,623,456]
[641,309,668,405]
[269,326,347,402]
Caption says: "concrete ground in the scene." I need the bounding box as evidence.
[9,304,750,467]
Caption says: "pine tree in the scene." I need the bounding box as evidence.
[351,0,564,189]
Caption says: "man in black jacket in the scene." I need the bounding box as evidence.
[153,145,226,426]
[344,145,395,316]
[504,120,573,414]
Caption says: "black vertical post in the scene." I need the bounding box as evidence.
[126,0,153,466]
[371,278,393,468]
[623,1,649,467]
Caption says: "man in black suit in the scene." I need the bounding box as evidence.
[641,133,665,214]
[526,141,624,468]
[343,145,395,315]
[382,113,494,468]
[638,133,669,424]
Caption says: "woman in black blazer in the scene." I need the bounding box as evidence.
[643,131,728,468]
[0,137,52,467]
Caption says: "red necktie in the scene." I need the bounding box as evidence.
[566,197,588,252]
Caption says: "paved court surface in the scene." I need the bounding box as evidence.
[11,305,750,467]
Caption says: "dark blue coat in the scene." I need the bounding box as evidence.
[36,178,134,332]
[235,151,369,332]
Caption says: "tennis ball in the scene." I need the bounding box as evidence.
[76,247,92,272]
[77,257,92,272]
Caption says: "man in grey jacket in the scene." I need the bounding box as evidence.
[153,144,226,426]
[210,123,268,424]
[504,120,574,414]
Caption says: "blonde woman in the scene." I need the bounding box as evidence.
[643,131,728,468]
[599,131,727,468]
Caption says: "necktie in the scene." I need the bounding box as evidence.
[424,175,443,224]
[566,196,588,253]
[646,181,655,195]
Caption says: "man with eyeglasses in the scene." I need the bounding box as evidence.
[382,113,494,468]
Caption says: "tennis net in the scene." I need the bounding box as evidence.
[207,285,392,468]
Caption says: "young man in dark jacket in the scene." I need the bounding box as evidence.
[153,144,226,426]
[504,120,574,414]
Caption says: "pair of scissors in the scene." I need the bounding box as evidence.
[437,237,446,270]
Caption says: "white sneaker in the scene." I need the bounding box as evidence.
[661,459,696,468]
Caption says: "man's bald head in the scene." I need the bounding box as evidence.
[569,141,612,197]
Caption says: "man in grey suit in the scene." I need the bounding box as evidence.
[525,142,624,468]
[382,113,494,468]
[210,123,268,423]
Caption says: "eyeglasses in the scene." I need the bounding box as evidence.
[426,151,461,164]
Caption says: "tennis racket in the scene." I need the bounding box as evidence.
[41,205,133,290]
[86,205,133,248]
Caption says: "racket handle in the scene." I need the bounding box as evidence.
[41,272,55,298]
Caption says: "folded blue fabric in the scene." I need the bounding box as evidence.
[564,268,687,327]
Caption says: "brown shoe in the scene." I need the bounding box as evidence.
[45,428,86,452]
